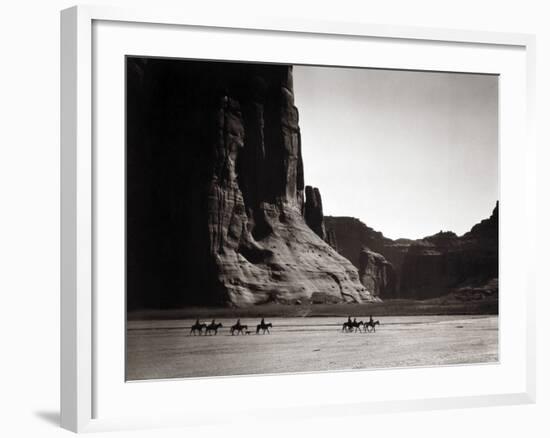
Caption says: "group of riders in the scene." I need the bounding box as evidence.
[342,315,380,333]
[190,316,380,335]
[189,318,272,336]
[189,319,223,336]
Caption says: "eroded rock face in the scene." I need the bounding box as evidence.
[304,186,326,240]
[325,203,498,300]
[358,249,396,298]
[127,58,373,308]
[324,216,410,297]
[399,205,498,299]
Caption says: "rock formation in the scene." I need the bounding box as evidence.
[358,249,396,299]
[324,216,401,269]
[304,186,326,240]
[324,216,409,297]
[399,204,498,299]
[325,203,498,300]
[126,58,374,309]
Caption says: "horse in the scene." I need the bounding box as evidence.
[230,323,248,335]
[365,320,380,332]
[230,322,240,335]
[205,322,223,335]
[190,322,207,336]
[256,321,273,334]
[342,320,364,333]
[341,321,354,332]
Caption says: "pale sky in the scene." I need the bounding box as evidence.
[293,66,498,240]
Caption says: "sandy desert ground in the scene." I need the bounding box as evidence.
[126,315,498,380]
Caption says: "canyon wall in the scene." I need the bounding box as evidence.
[325,203,498,300]
[358,249,397,299]
[127,58,374,309]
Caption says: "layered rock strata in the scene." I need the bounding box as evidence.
[325,203,498,300]
[127,58,374,308]
[358,249,397,299]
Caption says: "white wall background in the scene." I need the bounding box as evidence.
[0,0,547,437]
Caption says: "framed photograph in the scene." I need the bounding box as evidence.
[61,5,536,433]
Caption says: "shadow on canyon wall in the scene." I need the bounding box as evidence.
[127,57,498,310]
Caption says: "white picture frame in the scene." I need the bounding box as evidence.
[60,4,536,433]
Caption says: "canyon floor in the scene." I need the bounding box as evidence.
[126,314,498,380]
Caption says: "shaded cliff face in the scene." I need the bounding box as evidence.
[400,204,498,299]
[127,58,373,309]
[304,186,326,240]
[358,249,396,299]
[324,216,410,296]
[325,203,498,300]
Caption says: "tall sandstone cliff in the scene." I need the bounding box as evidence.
[325,203,498,300]
[127,58,374,309]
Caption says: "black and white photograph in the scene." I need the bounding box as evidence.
[3,0,548,435]
[125,57,498,380]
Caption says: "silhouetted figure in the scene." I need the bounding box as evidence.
[206,321,223,335]
[230,319,243,335]
[190,320,206,335]
[256,318,272,334]
[365,316,380,333]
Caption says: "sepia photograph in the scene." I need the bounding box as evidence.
[125,57,499,381]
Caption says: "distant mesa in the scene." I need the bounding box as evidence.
[325,202,499,300]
